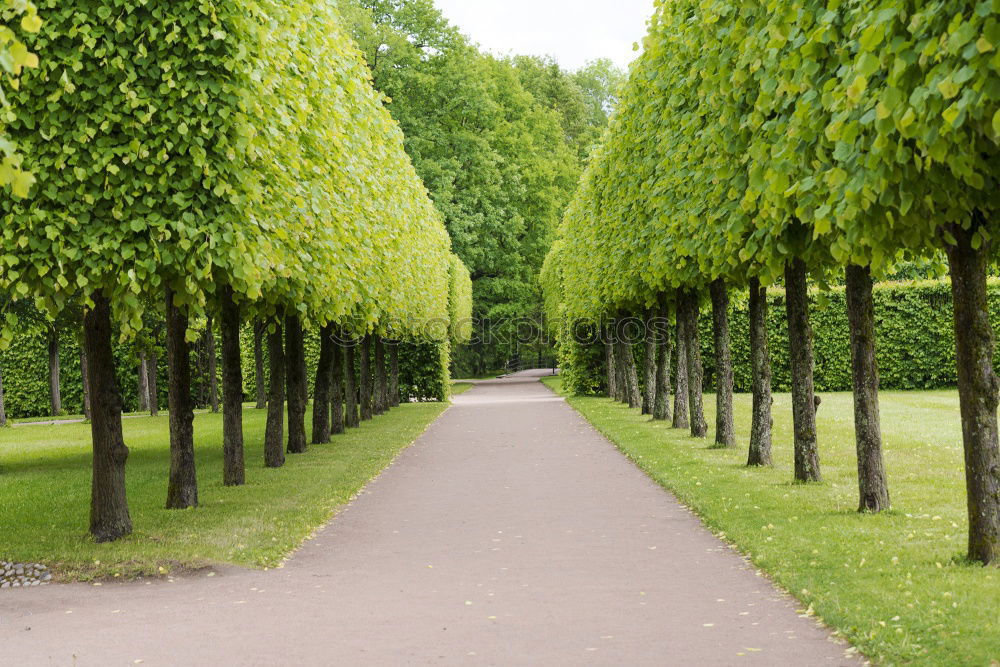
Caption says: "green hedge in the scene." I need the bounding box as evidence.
[559,279,1000,396]
[700,279,970,393]
[2,320,451,419]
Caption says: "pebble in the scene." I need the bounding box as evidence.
[0,561,52,589]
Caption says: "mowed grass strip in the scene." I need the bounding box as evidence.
[543,377,999,666]
[0,401,448,580]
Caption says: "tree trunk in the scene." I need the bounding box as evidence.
[0,365,7,427]
[253,319,267,409]
[642,309,657,415]
[312,324,334,444]
[264,318,286,468]
[345,341,360,428]
[683,290,707,438]
[389,343,400,407]
[80,342,92,420]
[615,337,641,409]
[331,338,345,435]
[946,219,1000,565]
[219,286,245,487]
[710,280,735,448]
[359,335,374,421]
[785,259,822,483]
[137,354,149,413]
[747,278,773,467]
[48,327,61,416]
[205,317,219,414]
[374,337,388,415]
[285,314,307,455]
[165,288,198,509]
[146,353,158,417]
[672,302,690,429]
[652,301,672,421]
[845,265,889,512]
[83,294,132,542]
[605,329,618,400]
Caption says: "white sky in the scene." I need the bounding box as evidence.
[433,0,656,71]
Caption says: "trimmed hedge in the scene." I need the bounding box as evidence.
[701,279,969,393]
[2,321,451,419]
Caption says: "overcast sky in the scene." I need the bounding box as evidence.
[433,0,656,71]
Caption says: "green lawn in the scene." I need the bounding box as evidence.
[0,401,448,580]
[450,381,475,395]
[543,377,999,666]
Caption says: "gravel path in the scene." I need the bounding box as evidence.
[0,371,858,665]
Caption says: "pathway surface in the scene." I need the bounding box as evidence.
[0,371,857,666]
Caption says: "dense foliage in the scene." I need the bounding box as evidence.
[0,0,41,199]
[342,0,623,374]
[0,0,452,343]
[545,0,1000,563]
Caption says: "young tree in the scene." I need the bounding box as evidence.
[46,325,60,416]
[165,288,197,510]
[312,324,335,444]
[219,286,245,486]
[709,280,735,448]
[746,280,772,467]
[264,319,285,469]
[285,315,307,455]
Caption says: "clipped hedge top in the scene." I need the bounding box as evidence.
[548,0,1000,323]
[0,0,452,342]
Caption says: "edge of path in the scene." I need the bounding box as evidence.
[534,373,867,665]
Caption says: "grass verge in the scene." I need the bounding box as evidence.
[542,376,998,666]
[0,401,448,580]
[450,382,475,395]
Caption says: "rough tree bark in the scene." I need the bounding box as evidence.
[219,286,245,487]
[615,335,641,409]
[389,343,400,407]
[747,278,773,466]
[683,290,708,438]
[345,341,360,428]
[285,314,307,455]
[48,327,61,416]
[165,288,198,509]
[784,259,822,483]
[146,354,158,417]
[374,337,388,415]
[312,324,334,444]
[253,319,267,409]
[359,335,374,421]
[137,353,149,413]
[83,294,132,542]
[652,301,672,422]
[80,343,92,420]
[710,280,735,448]
[642,308,657,416]
[264,318,286,468]
[331,338,345,435]
[845,265,889,512]
[205,317,219,413]
[945,219,1000,565]
[672,302,690,429]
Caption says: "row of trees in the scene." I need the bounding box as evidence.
[0,1,471,543]
[543,0,1000,565]
[342,0,625,376]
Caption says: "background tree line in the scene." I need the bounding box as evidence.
[340,0,624,376]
